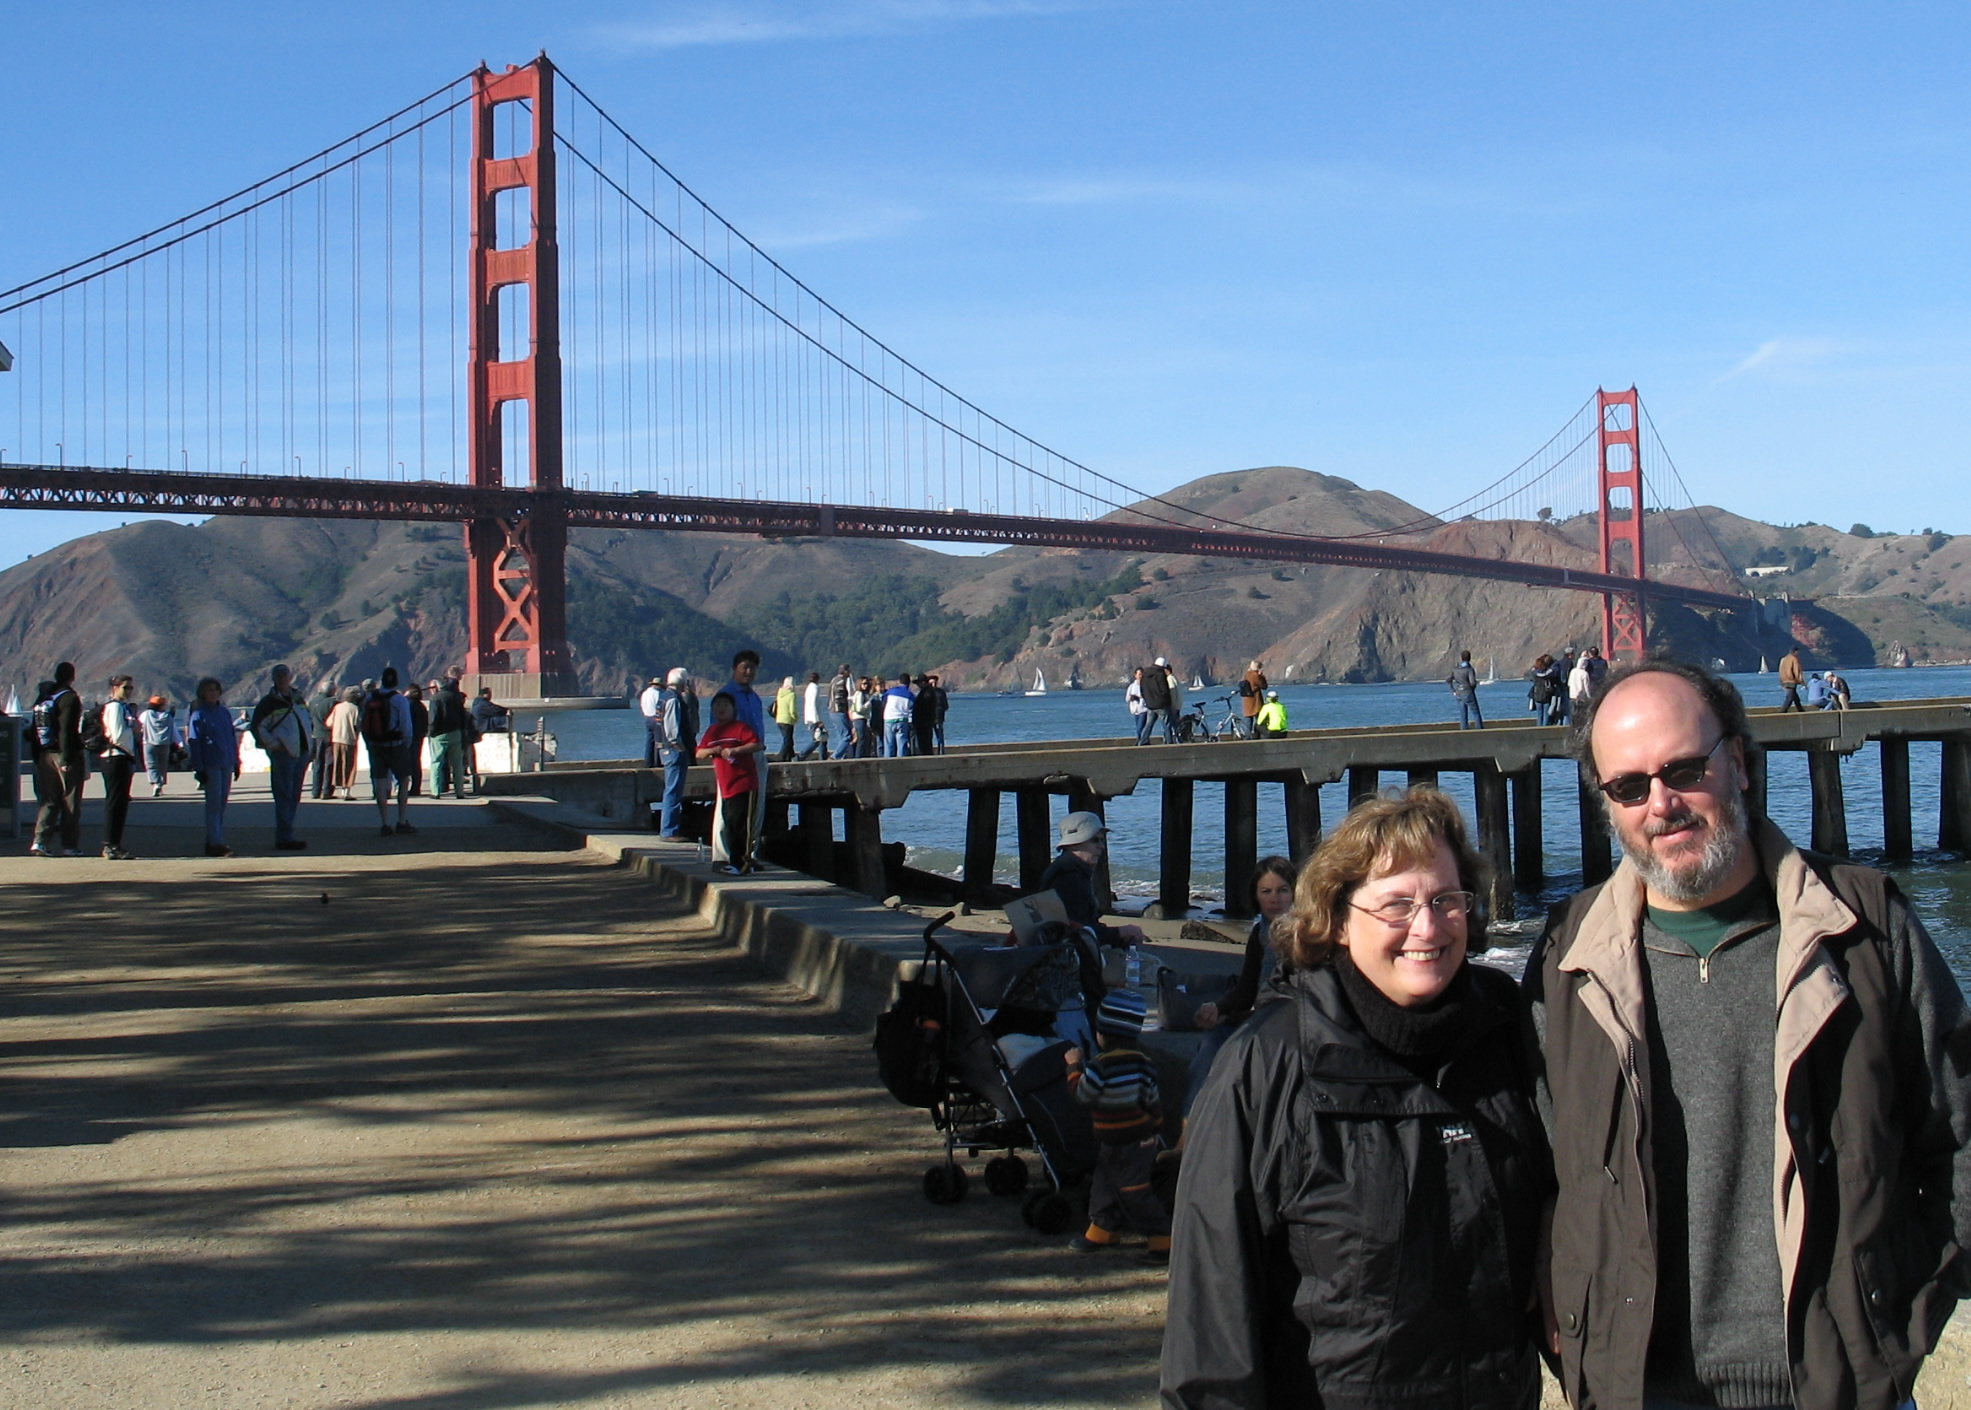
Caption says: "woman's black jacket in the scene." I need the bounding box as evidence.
[1161,961,1553,1410]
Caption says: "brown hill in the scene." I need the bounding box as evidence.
[1,468,1965,704]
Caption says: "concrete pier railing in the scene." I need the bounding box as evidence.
[480,697,1971,918]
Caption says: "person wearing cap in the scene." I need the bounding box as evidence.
[1254,689,1289,736]
[1822,668,1850,709]
[654,667,699,839]
[1064,988,1171,1264]
[1039,812,1147,947]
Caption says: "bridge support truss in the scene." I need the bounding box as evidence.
[1597,386,1647,662]
[465,56,574,699]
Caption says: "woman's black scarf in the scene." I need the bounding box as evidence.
[1333,948,1499,1077]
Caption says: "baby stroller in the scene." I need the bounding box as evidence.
[874,913,1100,1235]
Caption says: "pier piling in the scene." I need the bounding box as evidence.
[1407,767,1439,789]
[1578,776,1613,886]
[1880,738,1912,864]
[846,801,885,897]
[1015,788,1052,891]
[1942,736,1971,854]
[1285,777,1322,864]
[1473,763,1515,920]
[799,802,835,882]
[1224,778,1258,918]
[963,789,1002,899]
[1349,766,1381,804]
[1160,778,1194,917]
[1808,748,1850,857]
[1510,764,1544,890]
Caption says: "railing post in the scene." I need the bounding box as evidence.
[1285,777,1322,866]
[1473,763,1515,920]
[1880,737,1912,864]
[1224,777,1258,919]
[1510,763,1544,891]
[1015,787,1052,892]
[1159,777,1194,918]
[1807,747,1849,857]
[963,788,1002,901]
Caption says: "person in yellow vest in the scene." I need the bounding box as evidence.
[773,677,799,760]
[1255,690,1289,736]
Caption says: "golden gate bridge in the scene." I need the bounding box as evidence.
[0,54,1748,697]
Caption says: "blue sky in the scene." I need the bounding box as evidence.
[2,2,1965,562]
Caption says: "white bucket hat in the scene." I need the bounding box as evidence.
[1058,811,1108,847]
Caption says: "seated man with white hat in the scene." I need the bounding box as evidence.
[1039,811,1148,948]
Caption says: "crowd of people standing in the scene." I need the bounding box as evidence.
[21,660,510,859]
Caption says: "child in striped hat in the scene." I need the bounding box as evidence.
[1064,987,1171,1265]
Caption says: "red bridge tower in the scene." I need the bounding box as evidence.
[1597,386,1647,662]
[464,56,574,701]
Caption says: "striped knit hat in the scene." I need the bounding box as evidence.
[1096,987,1147,1038]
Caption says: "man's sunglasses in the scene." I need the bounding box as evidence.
[1596,735,1729,806]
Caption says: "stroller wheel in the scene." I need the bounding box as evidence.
[923,1162,969,1205]
[1025,1190,1074,1235]
[984,1155,1029,1197]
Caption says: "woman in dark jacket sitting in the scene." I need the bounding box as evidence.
[1162,787,1552,1410]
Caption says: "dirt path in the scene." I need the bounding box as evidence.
[0,832,1165,1409]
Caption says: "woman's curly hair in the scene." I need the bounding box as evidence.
[1275,786,1489,971]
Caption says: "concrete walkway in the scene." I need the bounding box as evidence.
[0,814,1165,1409]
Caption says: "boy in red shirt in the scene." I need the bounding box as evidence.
[698,691,764,874]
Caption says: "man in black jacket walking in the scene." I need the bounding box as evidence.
[30,661,84,857]
[1139,658,1174,744]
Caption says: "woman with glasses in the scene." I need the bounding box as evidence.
[1162,788,1552,1410]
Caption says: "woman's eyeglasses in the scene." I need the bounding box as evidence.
[1349,891,1476,926]
[1596,735,1727,806]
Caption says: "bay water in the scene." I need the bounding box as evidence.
[538,667,1971,987]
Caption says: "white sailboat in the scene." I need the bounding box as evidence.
[1481,656,1498,685]
[2,685,17,716]
[1025,668,1047,697]
[1758,655,1770,674]
[1189,671,1207,691]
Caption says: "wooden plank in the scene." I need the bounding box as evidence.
[1807,748,1849,857]
[1510,763,1543,891]
[798,802,835,883]
[1285,777,1322,866]
[1224,778,1259,919]
[1159,777,1194,917]
[1880,738,1911,864]
[1473,763,1515,920]
[1015,787,1053,892]
[963,788,1002,900]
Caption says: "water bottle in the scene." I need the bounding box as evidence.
[1126,944,1142,988]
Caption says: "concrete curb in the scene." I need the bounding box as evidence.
[488,796,936,1029]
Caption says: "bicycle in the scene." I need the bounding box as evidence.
[1175,693,1245,743]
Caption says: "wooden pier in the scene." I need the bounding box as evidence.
[483,697,1971,918]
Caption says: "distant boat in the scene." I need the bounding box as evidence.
[1481,656,1497,685]
[2,686,17,716]
[1025,668,1047,697]
[1189,672,1206,691]
[1758,655,1770,674]
[1710,657,1729,672]
[1067,665,1083,691]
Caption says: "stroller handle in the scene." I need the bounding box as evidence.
[922,910,956,942]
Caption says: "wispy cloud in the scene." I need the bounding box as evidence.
[1715,336,1844,383]
[598,0,1102,50]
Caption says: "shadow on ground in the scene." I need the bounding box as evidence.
[0,843,1163,1408]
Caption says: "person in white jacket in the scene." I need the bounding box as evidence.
[797,672,828,760]
[1567,651,1595,710]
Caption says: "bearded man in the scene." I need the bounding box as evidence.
[1527,659,1971,1410]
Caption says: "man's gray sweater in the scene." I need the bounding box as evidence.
[1641,894,1792,1409]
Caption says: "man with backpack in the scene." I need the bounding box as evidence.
[250,664,312,851]
[30,662,84,857]
[361,667,417,837]
[1139,658,1174,744]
